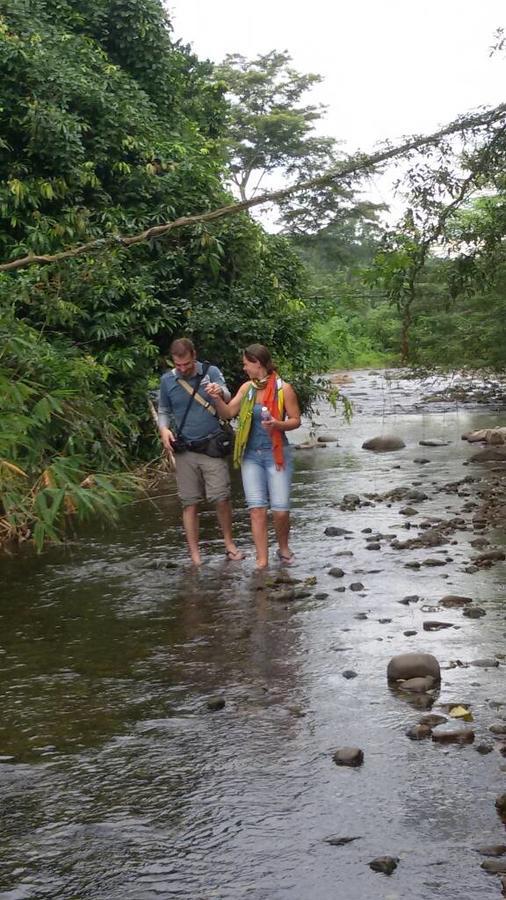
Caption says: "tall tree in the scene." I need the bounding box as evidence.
[214,50,358,231]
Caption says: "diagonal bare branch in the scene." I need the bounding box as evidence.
[2,102,506,273]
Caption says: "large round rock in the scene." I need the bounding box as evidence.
[387,652,440,683]
[362,435,406,452]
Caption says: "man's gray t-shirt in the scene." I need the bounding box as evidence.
[158,361,230,442]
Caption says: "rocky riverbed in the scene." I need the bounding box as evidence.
[0,368,505,900]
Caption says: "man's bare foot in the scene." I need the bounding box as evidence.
[190,553,202,566]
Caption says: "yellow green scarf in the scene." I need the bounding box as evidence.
[233,375,284,469]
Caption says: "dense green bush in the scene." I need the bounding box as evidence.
[0,0,328,547]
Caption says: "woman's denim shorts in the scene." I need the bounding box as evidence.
[241,446,294,511]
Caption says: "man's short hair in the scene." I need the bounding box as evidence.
[170,337,195,357]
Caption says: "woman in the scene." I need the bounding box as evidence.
[206,344,301,568]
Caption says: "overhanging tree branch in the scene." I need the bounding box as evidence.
[2,102,506,274]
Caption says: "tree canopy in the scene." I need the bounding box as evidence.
[0,0,328,547]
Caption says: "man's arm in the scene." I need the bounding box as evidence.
[158,377,176,451]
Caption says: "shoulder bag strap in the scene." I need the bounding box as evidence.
[177,378,218,417]
[175,362,210,437]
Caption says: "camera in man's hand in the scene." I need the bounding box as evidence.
[170,435,187,454]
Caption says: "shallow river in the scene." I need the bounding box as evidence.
[1,370,506,900]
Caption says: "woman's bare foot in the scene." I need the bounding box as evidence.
[277,549,295,565]
[225,546,246,561]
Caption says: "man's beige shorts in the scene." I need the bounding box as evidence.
[175,451,231,507]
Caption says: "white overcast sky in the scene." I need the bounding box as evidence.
[166,0,506,219]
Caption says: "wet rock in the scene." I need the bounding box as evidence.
[406,724,432,740]
[481,859,506,874]
[421,557,447,566]
[399,594,420,605]
[463,427,506,443]
[403,630,418,636]
[423,621,453,631]
[287,705,306,718]
[404,561,421,568]
[354,612,368,620]
[407,490,429,501]
[471,658,499,668]
[476,845,506,857]
[332,746,364,767]
[470,447,506,463]
[362,436,406,452]
[324,835,361,846]
[268,588,297,603]
[324,526,352,537]
[378,617,392,624]
[341,494,361,509]
[440,595,473,608]
[400,506,418,516]
[431,723,475,744]
[349,582,364,591]
[419,713,447,727]
[419,439,451,447]
[496,794,506,817]
[293,588,313,600]
[368,856,398,875]
[366,542,381,550]
[490,723,506,735]
[399,676,436,692]
[329,567,345,578]
[342,670,358,679]
[474,549,506,564]
[317,434,340,443]
[404,693,434,710]
[462,607,486,618]
[315,592,329,600]
[335,550,354,556]
[470,537,490,548]
[295,439,327,450]
[387,653,441,683]
[206,696,226,711]
[414,458,430,464]
[335,586,346,593]
[474,743,494,754]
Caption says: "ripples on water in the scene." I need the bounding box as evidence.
[0,371,505,899]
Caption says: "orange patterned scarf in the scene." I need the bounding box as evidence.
[262,372,285,469]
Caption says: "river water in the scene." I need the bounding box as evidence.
[1,370,506,900]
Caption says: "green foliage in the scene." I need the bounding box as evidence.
[0,0,330,548]
[0,307,134,547]
[291,216,401,369]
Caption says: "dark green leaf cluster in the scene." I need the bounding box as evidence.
[0,1,329,547]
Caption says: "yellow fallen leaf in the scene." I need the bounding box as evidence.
[449,705,473,721]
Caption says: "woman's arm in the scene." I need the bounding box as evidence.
[205,381,250,419]
[266,383,301,433]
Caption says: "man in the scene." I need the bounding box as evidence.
[158,338,244,566]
